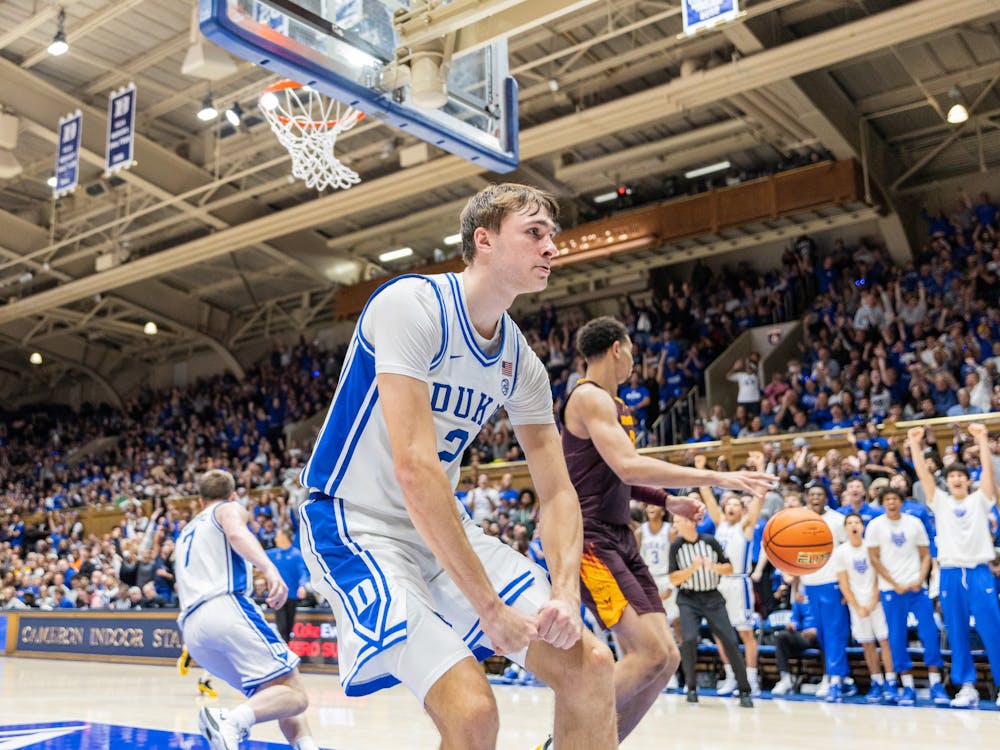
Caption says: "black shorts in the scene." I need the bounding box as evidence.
[580,520,663,629]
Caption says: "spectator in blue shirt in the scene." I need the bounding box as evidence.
[836,477,884,527]
[266,530,310,643]
[618,370,650,429]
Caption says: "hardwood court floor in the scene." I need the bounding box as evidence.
[0,657,996,749]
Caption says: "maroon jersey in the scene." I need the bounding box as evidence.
[562,379,636,527]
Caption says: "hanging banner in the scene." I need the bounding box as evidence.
[54,110,82,198]
[682,0,740,35]
[106,82,137,175]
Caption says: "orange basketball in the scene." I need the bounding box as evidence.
[762,507,834,577]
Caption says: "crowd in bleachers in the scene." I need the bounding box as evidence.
[1,187,999,707]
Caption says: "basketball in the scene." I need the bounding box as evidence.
[762,507,834,577]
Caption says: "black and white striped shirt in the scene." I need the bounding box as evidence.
[668,534,729,592]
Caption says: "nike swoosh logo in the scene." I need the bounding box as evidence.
[450,354,462,359]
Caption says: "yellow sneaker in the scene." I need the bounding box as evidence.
[177,648,191,676]
[197,677,218,698]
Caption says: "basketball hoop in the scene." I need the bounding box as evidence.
[258,80,364,192]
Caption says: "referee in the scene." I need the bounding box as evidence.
[669,513,753,707]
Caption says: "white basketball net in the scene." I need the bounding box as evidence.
[259,83,363,192]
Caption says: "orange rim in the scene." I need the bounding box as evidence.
[259,79,364,129]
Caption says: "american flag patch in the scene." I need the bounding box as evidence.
[501,360,513,376]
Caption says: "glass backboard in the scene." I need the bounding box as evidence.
[200,0,519,172]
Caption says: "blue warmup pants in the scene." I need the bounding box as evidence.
[939,565,1000,686]
[806,581,850,677]
[880,588,942,673]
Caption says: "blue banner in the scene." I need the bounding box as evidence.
[106,83,136,175]
[14,613,183,660]
[682,0,739,35]
[0,613,7,653]
[54,111,82,198]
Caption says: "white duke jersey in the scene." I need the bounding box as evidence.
[639,521,672,579]
[302,273,553,518]
[929,488,995,568]
[175,502,251,625]
[832,541,877,598]
[864,514,928,591]
[801,509,847,586]
[716,519,752,576]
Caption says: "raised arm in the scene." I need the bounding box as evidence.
[969,423,997,503]
[380,372,537,654]
[907,426,939,508]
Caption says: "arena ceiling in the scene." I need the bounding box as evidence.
[0,0,998,407]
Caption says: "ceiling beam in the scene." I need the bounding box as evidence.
[0,0,992,326]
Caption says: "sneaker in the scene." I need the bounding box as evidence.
[502,665,521,684]
[815,678,830,699]
[686,689,699,703]
[824,684,842,703]
[177,648,191,676]
[882,680,899,705]
[897,686,916,706]
[771,677,794,697]
[840,681,857,699]
[666,673,679,693]
[738,691,754,708]
[864,682,884,704]
[950,684,980,709]
[198,707,242,750]
[198,678,218,698]
[749,676,761,698]
[716,675,738,696]
[532,738,553,750]
[929,683,950,706]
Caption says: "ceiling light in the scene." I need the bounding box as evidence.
[946,104,969,124]
[443,233,462,245]
[945,87,968,124]
[46,175,57,188]
[29,352,43,365]
[47,9,69,56]
[593,191,619,204]
[143,321,158,335]
[224,101,243,128]
[197,93,218,121]
[378,247,413,262]
[684,160,731,179]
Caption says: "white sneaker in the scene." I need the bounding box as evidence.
[716,675,738,696]
[815,677,830,699]
[666,674,679,692]
[199,707,243,750]
[950,684,980,709]
[771,677,794,696]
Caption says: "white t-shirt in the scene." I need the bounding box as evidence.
[864,513,928,591]
[801,509,848,586]
[832,540,877,602]
[728,371,760,403]
[929,488,996,568]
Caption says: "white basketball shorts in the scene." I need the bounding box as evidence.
[848,599,889,643]
[718,576,755,631]
[652,574,679,622]
[299,495,552,703]
[181,593,300,696]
